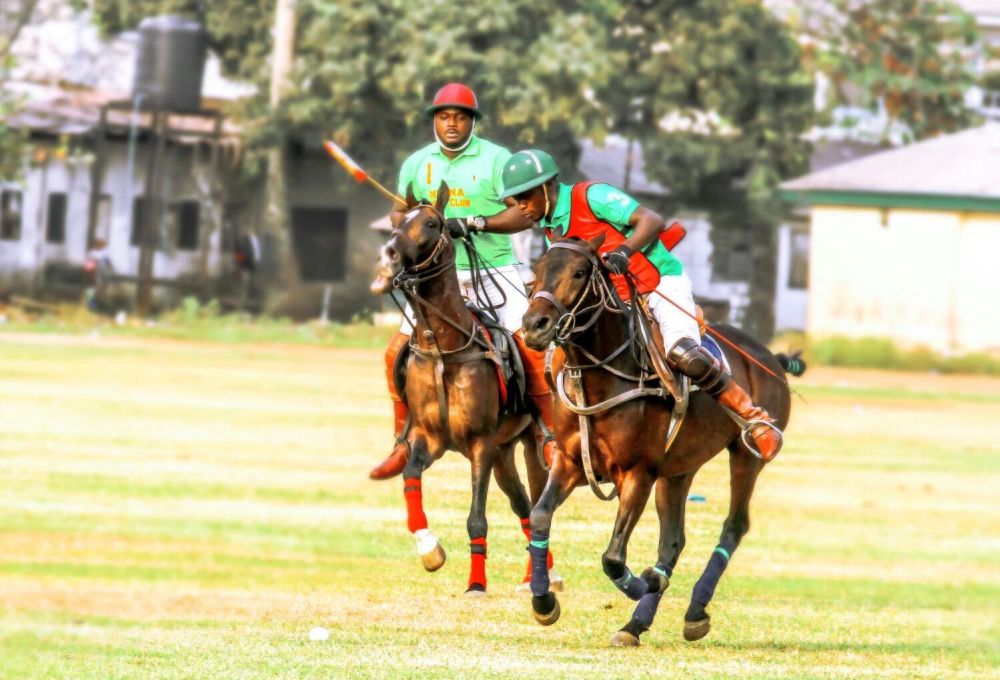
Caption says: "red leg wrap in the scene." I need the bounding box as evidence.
[403,478,428,533]
[469,536,487,589]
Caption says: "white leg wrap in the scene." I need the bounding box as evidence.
[414,528,439,556]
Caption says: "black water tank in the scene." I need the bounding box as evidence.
[132,16,207,112]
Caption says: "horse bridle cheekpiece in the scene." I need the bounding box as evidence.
[531,241,609,344]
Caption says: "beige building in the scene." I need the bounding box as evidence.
[781,124,1000,355]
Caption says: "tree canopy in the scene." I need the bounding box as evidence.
[796,0,982,142]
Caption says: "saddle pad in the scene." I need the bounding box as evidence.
[702,334,731,375]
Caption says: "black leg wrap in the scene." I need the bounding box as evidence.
[667,337,731,397]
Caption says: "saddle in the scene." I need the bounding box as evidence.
[391,304,528,416]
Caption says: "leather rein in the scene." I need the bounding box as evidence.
[532,241,683,501]
[389,206,501,436]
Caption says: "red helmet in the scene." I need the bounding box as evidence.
[425,82,481,119]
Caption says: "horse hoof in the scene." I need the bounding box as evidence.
[549,576,565,592]
[420,543,446,572]
[683,617,711,641]
[532,597,561,626]
[465,584,487,597]
[610,630,640,647]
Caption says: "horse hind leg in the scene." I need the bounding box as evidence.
[684,445,764,642]
[401,434,446,572]
[614,472,694,647]
[465,436,497,595]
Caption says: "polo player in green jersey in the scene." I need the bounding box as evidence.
[369,84,561,480]
[491,149,782,461]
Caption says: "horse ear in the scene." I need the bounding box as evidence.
[404,182,417,209]
[435,180,449,214]
[587,232,606,251]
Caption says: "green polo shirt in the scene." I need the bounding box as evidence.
[397,136,518,270]
[540,182,683,277]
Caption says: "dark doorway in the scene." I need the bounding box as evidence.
[290,207,347,282]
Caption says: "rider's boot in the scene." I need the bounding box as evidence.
[369,332,412,480]
[666,337,782,461]
[513,330,559,467]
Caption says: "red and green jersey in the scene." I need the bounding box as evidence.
[540,182,683,296]
[397,135,518,271]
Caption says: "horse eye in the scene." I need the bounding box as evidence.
[424,220,437,229]
[573,269,587,279]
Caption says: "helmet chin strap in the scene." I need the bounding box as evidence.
[542,182,551,219]
[434,119,475,152]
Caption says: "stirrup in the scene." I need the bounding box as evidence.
[741,419,783,460]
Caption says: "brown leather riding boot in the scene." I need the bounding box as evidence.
[370,332,411,480]
[716,380,783,461]
[513,331,560,467]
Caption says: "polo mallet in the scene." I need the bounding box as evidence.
[323,139,406,206]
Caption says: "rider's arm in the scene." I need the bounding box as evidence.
[478,200,535,233]
[621,206,666,253]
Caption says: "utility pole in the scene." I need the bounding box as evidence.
[260,0,298,312]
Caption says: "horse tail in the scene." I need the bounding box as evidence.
[775,350,807,377]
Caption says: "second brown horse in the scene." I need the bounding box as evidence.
[371,181,552,594]
[522,235,801,644]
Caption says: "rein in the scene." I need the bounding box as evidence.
[532,241,686,501]
[389,206,501,437]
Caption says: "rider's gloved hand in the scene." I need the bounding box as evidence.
[445,216,485,239]
[602,244,633,275]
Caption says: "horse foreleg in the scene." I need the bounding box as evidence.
[684,446,764,642]
[615,473,694,646]
[465,436,495,594]
[494,435,562,592]
[602,468,654,602]
[401,433,445,572]
[528,455,582,625]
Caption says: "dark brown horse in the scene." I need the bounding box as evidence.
[522,235,800,644]
[371,181,553,594]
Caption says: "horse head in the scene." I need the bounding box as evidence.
[522,233,607,349]
[371,180,450,294]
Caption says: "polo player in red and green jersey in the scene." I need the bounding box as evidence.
[369,84,562,480]
[492,149,783,461]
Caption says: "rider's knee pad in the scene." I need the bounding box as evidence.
[667,337,730,397]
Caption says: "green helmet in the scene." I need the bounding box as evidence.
[499,149,560,200]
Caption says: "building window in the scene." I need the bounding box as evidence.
[290,207,347,282]
[46,192,68,244]
[1,190,22,241]
[130,196,149,246]
[174,200,200,251]
[787,224,809,290]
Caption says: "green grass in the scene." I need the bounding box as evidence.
[0,332,998,678]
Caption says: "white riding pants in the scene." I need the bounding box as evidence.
[400,265,529,334]
[644,272,701,350]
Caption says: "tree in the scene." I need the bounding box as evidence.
[594,0,815,340]
[796,0,982,141]
[90,0,612,311]
[0,0,42,179]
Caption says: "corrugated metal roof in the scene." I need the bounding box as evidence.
[782,123,1000,198]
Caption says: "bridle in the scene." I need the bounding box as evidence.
[530,241,616,346]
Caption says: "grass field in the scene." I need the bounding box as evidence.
[0,332,998,679]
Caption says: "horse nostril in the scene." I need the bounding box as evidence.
[533,315,552,333]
